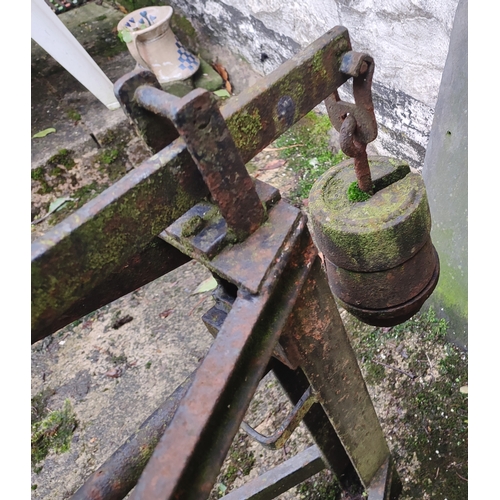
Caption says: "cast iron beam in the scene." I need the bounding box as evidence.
[31,25,351,343]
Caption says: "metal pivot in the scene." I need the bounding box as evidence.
[133,86,266,240]
[326,51,377,193]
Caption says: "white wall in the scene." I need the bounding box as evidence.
[169,0,460,169]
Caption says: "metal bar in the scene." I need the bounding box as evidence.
[31,25,351,343]
[222,445,326,500]
[135,86,266,239]
[220,26,351,163]
[279,256,393,487]
[130,215,316,500]
[240,386,318,450]
[269,358,361,491]
[70,369,197,500]
[33,238,190,341]
[31,139,206,343]
[366,457,402,500]
[113,68,180,154]
[201,282,360,490]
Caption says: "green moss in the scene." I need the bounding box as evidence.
[66,109,81,122]
[31,167,45,181]
[274,111,346,203]
[311,50,328,81]
[347,180,372,202]
[98,148,120,166]
[364,360,386,384]
[171,14,196,38]
[227,109,261,153]
[49,166,64,177]
[181,215,204,237]
[219,434,255,493]
[308,160,431,269]
[47,149,75,169]
[431,262,468,321]
[31,399,78,466]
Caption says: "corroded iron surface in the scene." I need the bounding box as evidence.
[308,156,439,327]
[325,239,438,310]
[326,51,377,193]
[135,86,265,239]
[308,156,429,272]
[130,209,317,500]
[71,370,197,500]
[336,248,440,327]
[31,26,351,343]
[222,445,326,500]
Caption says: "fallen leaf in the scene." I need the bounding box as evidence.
[159,309,174,319]
[459,385,468,394]
[32,127,56,138]
[31,196,76,225]
[213,63,232,94]
[263,159,286,170]
[214,89,231,98]
[213,63,228,81]
[192,276,217,295]
[48,196,72,213]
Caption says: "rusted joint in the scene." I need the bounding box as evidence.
[134,85,266,240]
[326,51,377,193]
[241,386,318,450]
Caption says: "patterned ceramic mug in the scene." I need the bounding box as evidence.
[117,6,200,84]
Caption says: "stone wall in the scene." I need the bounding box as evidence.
[165,0,459,170]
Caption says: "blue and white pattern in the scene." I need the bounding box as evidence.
[124,11,157,31]
[175,38,198,71]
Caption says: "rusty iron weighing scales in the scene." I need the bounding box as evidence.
[32,25,439,500]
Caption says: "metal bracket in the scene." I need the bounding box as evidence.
[325,51,378,192]
[241,386,318,450]
[134,86,266,240]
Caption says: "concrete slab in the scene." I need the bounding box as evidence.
[31,2,134,169]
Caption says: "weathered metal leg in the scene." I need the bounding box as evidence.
[71,369,197,500]
[280,254,399,490]
[270,358,362,493]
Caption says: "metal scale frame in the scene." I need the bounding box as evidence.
[32,26,406,500]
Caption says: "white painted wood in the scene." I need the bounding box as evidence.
[31,0,120,110]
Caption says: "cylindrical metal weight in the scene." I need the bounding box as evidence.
[309,156,439,327]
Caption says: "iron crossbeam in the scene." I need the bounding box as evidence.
[31,25,351,343]
[222,445,326,500]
